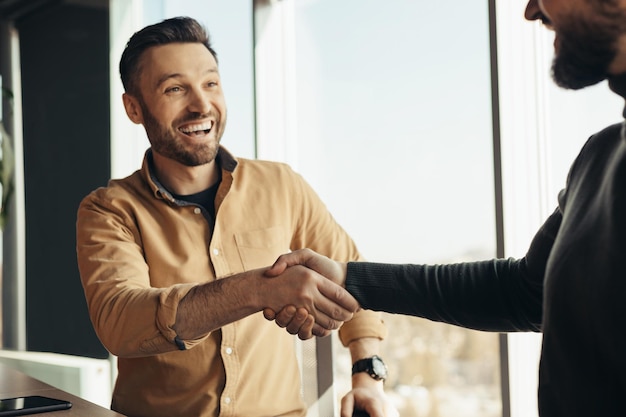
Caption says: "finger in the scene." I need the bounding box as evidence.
[275,305,297,328]
[296,315,315,340]
[263,308,277,321]
[313,293,356,325]
[317,278,360,313]
[286,307,310,335]
[311,323,331,338]
[307,305,347,331]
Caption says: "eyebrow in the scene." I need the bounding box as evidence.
[155,67,219,89]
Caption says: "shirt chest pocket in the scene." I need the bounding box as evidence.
[234,226,290,270]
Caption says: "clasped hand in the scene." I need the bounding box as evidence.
[263,249,354,339]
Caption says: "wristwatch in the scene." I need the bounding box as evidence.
[351,355,388,381]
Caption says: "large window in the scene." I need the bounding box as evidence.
[255,1,625,416]
[294,2,500,416]
[256,1,500,416]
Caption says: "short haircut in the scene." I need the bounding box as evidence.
[119,16,218,95]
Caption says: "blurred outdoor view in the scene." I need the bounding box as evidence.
[289,1,501,416]
[334,315,501,417]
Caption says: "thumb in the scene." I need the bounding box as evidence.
[264,258,288,277]
[264,249,316,277]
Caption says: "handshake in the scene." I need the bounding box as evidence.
[260,248,358,340]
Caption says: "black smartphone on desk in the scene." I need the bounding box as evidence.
[0,396,72,416]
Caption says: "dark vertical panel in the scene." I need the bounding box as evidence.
[488,0,511,416]
[17,1,109,358]
[0,17,24,351]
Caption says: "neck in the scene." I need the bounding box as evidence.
[608,73,626,118]
[151,151,220,195]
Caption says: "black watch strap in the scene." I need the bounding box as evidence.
[351,355,388,381]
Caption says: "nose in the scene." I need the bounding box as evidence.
[524,0,542,21]
[187,87,212,115]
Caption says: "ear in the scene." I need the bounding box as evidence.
[122,93,144,125]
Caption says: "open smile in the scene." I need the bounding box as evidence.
[178,121,214,137]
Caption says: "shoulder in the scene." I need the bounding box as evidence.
[579,122,623,155]
[234,157,303,181]
[230,158,322,205]
[78,170,148,215]
[566,122,624,177]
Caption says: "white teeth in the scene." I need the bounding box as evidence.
[179,121,213,133]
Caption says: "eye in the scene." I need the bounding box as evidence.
[165,86,183,94]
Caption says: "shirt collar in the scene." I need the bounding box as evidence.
[141,146,238,201]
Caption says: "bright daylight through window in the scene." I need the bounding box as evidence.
[288,1,500,416]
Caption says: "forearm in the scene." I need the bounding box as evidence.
[345,209,560,332]
[348,336,381,362]
[348,337,385,391]
[346,259,540,332]
[173,269,264,340]
[342,312,388,390]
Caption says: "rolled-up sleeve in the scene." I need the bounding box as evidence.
[77,187,210,357]
[156,286,209,350]
[338,309,387,346]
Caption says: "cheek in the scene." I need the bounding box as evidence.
[216,97,228,119]
[160,105,187,126]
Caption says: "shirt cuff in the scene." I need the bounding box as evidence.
[338,309,387,347]
[157,283,209,350]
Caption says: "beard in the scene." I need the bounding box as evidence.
[552,6,625,90]
[139,99,223,167]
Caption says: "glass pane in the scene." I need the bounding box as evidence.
[291,1,500,416]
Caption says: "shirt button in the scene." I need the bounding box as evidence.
[224,397,231,404]
[225,347,233,355]
[213,248,219,256]
[193,207,201,214]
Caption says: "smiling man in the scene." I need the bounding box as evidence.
[263,1,626,416]
[75,17,390,417]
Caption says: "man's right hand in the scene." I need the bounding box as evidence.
[262,249,353,339]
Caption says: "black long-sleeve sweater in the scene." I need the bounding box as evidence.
[346,117,626,416]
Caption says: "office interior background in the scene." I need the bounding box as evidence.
[0,0,623,416]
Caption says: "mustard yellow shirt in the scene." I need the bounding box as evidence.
[76,148,386,417]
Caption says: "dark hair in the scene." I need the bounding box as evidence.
[119,16,218,95]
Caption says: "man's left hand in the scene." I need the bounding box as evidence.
[341,373,399,417]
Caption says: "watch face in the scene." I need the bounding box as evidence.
[352,355,388,381]
[372,357,388,380]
